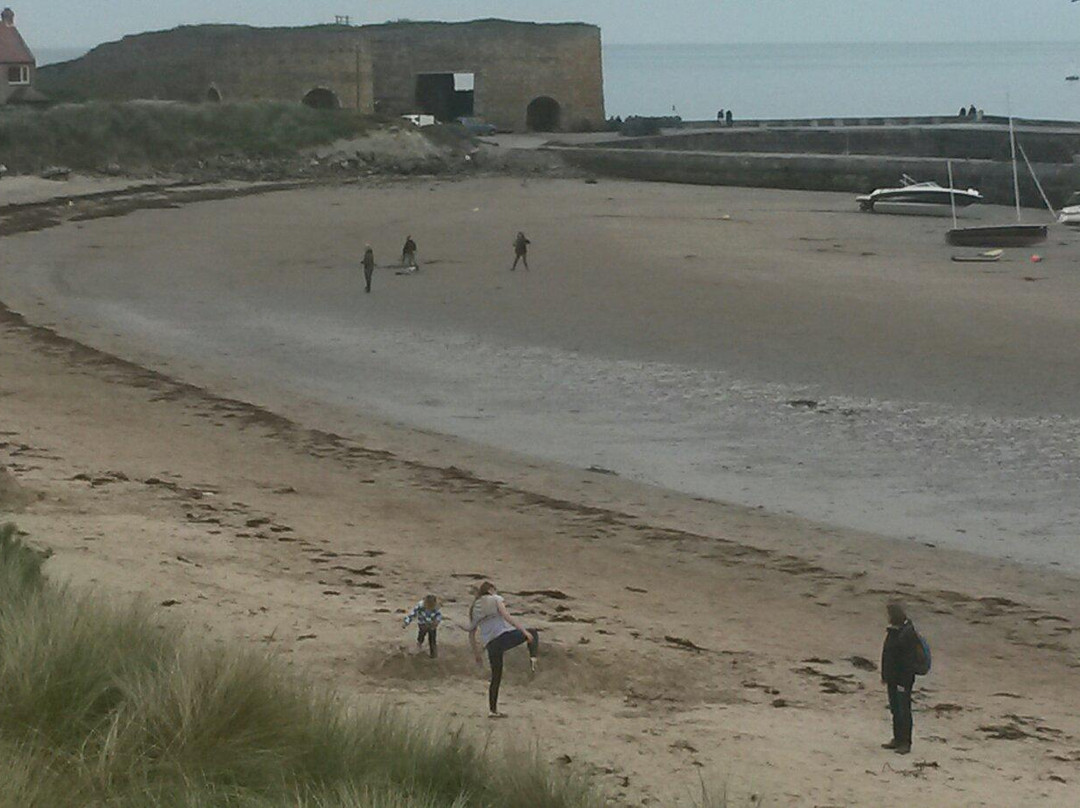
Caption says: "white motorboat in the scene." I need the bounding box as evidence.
[857,175,983,216]
[1058,192,1080,227]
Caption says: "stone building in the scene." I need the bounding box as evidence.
[37,19,605,132]
[0,7,44,105]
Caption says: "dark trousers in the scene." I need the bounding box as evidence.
[511,253,528,271]
[887,682,914,745]
[486,629,538,713]
[363,267,373,293]
[417,625,437,658]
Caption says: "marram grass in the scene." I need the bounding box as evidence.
[0,524,598,808]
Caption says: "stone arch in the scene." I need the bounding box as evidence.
[526,96,562,132]
[302,87,341,110]
[206,85,222,103]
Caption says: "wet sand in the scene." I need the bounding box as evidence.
[2,178,1079,568]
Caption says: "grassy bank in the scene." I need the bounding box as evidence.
[0,523,598,808]
[0,101,379,174]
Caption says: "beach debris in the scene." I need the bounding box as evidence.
[787,399,819,410]
[625,586,648,593]
[1022,276,1047,282]
[933,703,964,716]
[978,723,1030,741]
[514,589,570,600]
[670,740,698,753]
[297,633,318,641]
[1030,254,1043,263]
[586,465,618,476]
[792,665,862,694]
[848,655,877,672]
[665,635,709,653]
[772,698,790,708]
[159,599,181,608]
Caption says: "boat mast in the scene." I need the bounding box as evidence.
[1009,116,1022,222]
[947,160,958,229]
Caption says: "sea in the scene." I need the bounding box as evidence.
[603,41,1080,122]
[37,41,1080,123]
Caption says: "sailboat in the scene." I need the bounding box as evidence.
[945,118,1049,248]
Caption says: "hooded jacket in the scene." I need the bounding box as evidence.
[881,620,920,686]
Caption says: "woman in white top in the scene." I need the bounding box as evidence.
[468,581,538,717]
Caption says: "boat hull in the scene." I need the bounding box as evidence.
[869,201,979,218]
[946,225,1048,248]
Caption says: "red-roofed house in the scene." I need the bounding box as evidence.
[1,7,45,105]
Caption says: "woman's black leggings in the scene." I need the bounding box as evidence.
[486,629,538,713]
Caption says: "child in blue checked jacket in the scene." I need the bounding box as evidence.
[403,594,443,658]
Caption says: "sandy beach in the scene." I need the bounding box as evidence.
[2,176,1080,805]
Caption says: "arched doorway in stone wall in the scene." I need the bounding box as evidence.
[206,86,222,103]
[302,88,341,110]
[526,96,561,132]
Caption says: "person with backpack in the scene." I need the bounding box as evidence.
[880,602,930,755]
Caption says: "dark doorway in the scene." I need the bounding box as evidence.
[206,86,222,103]
[302,88,340,110]
[415,73,475,122]
[527,97,561,132]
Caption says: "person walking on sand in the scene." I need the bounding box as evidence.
[511,232,531,271]
[469,581,538,717]
[881,602,923,755]
[403,594,443,658]
[401,235,418,271]
[362,244,375,293]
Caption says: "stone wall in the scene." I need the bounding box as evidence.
[364,21,605,132]
[559,147,1080,209]
[36,20,605,132]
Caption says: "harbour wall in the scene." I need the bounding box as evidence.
[556,147,1080,209]
[601,126,1080,164]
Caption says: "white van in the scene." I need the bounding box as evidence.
[401,114,437,127]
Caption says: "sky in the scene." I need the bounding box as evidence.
[13,1,1080,50]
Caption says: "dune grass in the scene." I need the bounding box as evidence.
[0,523,599,808]
[0,101,380,174]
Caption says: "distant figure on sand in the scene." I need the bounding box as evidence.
[362,244,375,293]
[401,235,418,271]
[880,602,926,755]
[469,581,538,717]
[512,232,531,271]
[403,594,443,658]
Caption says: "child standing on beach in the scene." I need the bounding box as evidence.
[403,594,443,658]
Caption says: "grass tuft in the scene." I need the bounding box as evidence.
[0,101,379,174]
[0,522,599,808]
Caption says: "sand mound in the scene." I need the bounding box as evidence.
[362,639,744,706]
[0,467,34,513]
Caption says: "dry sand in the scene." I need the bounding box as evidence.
[2,177,1080,805]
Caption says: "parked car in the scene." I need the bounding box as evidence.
[455,117,498,136]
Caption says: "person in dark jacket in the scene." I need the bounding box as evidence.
[362,244,376,293]
[401,235,418,271]
[881,602,920,754]
[512,232,531,271]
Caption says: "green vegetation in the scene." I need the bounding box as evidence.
[0,523,599,808]
[0,101,379,174]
